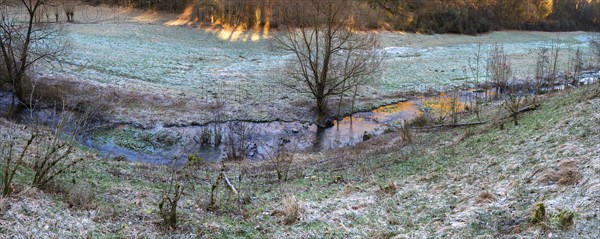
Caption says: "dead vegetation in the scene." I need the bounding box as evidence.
[67,182,95,210]
[539,160,582,186]
[280,194,302,225]
[475,191,495,204]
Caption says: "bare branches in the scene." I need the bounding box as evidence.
[487,44,511,94]
[1,131,34,196]
[273,0,381,125]
[0,0,69,105]
[591,33,600,64]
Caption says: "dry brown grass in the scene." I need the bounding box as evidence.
[280,194,302,225]
[377,180,398,196]
[475,191,496,204]
[556,166,582,186]
[538,160,581,186]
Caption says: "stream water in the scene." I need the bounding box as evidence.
[80,89,495,164]
[1,71,598,165]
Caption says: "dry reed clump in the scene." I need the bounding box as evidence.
[279,194,302,225]
[475,191,496,204]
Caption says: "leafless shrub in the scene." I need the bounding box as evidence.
[591,33,600,64]
[158,158,184,230]
[208,164,239,211]
[27,106,87,188]
[548,39,561,88]
[1,132,35,196]
[263,143,297,182]
[569,47,584,85]
[466,37,486,121]
[399,120,413,143]
[67,182,95,210]
[409,112,432,127]
[223,121,252,161]
[487,45,511,94]
[501,84,525,126]
[535,47,550,94]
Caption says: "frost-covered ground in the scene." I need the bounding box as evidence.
[37,5,595,126]
[2,80,599,239]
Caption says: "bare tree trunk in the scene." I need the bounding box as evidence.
[316,96,327,126]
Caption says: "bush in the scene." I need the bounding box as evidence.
[67,183,95,210]
[281,194,302,225]
[1,133,35,197]
[158,183,183,229]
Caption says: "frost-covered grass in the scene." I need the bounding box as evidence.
[52,16,594,125]
[378,31,593,92]
[62,22,593,93]
[2,83,598,238]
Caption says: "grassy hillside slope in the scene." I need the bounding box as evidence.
[0,85,598,238]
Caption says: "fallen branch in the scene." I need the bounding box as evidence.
[222,173,238,195]
[498,104,540,121]
[412,104,540,130]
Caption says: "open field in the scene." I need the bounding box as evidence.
[2,76,598,238]
[20,5,594,126]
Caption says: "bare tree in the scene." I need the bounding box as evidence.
[592,33,600,64]
[548,39,561,89]
[61,0,74,22]
[273,0,381,126]
[487,44,511,94]
[534,46,550,94]
[0,0,68,107]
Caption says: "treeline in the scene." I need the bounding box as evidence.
[86,0,600,34]
[374,0,600,33]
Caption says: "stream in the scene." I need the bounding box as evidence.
[1,70,598,165]
[80,88,495,164]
